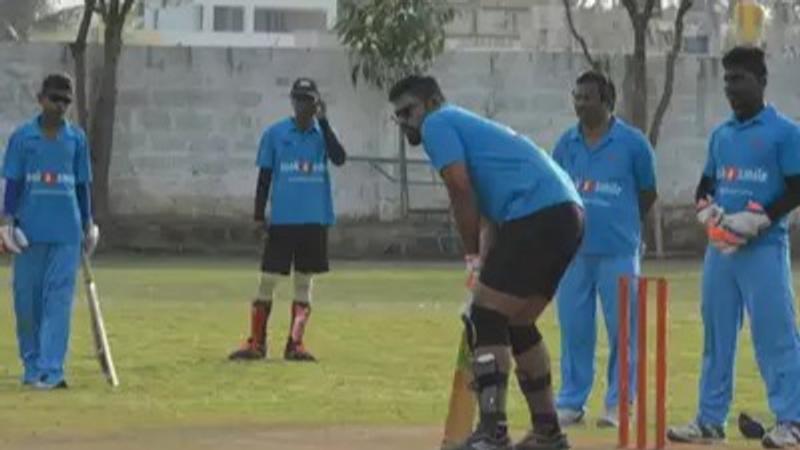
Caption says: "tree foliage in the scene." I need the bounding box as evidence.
[335,0,455,90]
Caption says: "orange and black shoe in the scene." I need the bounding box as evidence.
[228,337,267,360]
[228,300,271,361]
[284,339,316,362]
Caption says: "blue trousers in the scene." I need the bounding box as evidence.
[556,253,639,410]
[697,244,800,425]
[12,243,80,384]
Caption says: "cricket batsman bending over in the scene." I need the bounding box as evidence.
[667,47,800,448]
[2,73,99,389]
[228,77,346,362]
[389,75,584,450]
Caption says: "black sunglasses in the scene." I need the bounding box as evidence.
[291,94,316,102]
[393,104,415,121]
[47,94,72,105]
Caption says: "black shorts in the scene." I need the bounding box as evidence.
[479,202,584,299]
[261,224,330,275]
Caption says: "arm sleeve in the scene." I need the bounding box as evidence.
[695,175,716,203]
[318,118,346,166]
[256,128,275,169]
[3,132,24,180]
[420,115,466,172]
[765,126,800,221]
[702,132,717,179]
[551,133,568,167]
[695,131,718,202]
[74,132,92,183]
[254,168,272,221]
[3,179,23,216]
[76,183,92,228]
[633,135,657,191]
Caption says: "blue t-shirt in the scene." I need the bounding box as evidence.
[420,105,581,223]
[2,116,92,244]
[256,117,335,225]
[553,118,656,256]
[703,105,800,247]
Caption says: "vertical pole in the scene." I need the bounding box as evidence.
[656,279,669,449]
[637,278,648,450]
[398,128,409,217]
[618,276,630,449]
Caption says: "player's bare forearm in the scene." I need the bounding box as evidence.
[479,217,497,261]
[441,163,480,255]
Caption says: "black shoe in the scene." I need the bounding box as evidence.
[454,428,512,450]
[284,340,316,362]
[739,412,766,440]
[228,338,266,360]
[514,430,570,450]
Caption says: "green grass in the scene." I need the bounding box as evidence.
[0,256,791,444]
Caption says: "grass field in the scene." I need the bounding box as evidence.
[0,255,793,449]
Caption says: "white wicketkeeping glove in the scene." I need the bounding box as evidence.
[0,224,28,254]
[84,223,100,255]
[464,254,481,290]
[720,201,770,240]
[696,195,724,227]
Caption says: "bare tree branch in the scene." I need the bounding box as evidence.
[96,0,108,19]
[120,0,136,18]
[620,0,639,21]
[109,0,119,18]
[561,0,599,69]
[75,0,96,46]
[643,0,658,26]
[648,0,693,147]
[70,0,97,132]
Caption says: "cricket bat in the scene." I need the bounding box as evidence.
[81,253,120,387]
[440,329,476,450]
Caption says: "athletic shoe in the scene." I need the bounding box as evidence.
[739,412,766,440]
[32,379,68,390]
[596,406,619,429]
[762,422,800,448]
[556,408,585,427]
[514,430,570,449]
[666,421,725,445]
[284,339,316,362]
[228,337,266,360]
[453,427,512,450]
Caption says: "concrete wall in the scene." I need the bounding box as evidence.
[2,43,800,254]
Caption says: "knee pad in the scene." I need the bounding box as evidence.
[257,272,283,301]
[517,372,552,393]
[472,353,509,415]
[470,306,510,347]
[293,272,314,303]
[509,324,542,355]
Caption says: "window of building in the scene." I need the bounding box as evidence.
[254,8,287,32]
[214,6,244,32]
[193,5,204,31]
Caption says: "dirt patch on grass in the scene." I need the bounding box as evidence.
[0,425,744,450]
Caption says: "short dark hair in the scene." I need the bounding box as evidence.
[40,73,73,94]
[388,75,444,103]
[722,46,767,79]
[576,70,616,111]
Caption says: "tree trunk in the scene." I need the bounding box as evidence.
[89,18,124,222]
[630,18,648,132]
[70,0,95,132]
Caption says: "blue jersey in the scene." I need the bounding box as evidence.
[553,118,656,255]
[420,105,581,223]
[703,105,800,247]
[256,117,334,225]
[2,116,92,244]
